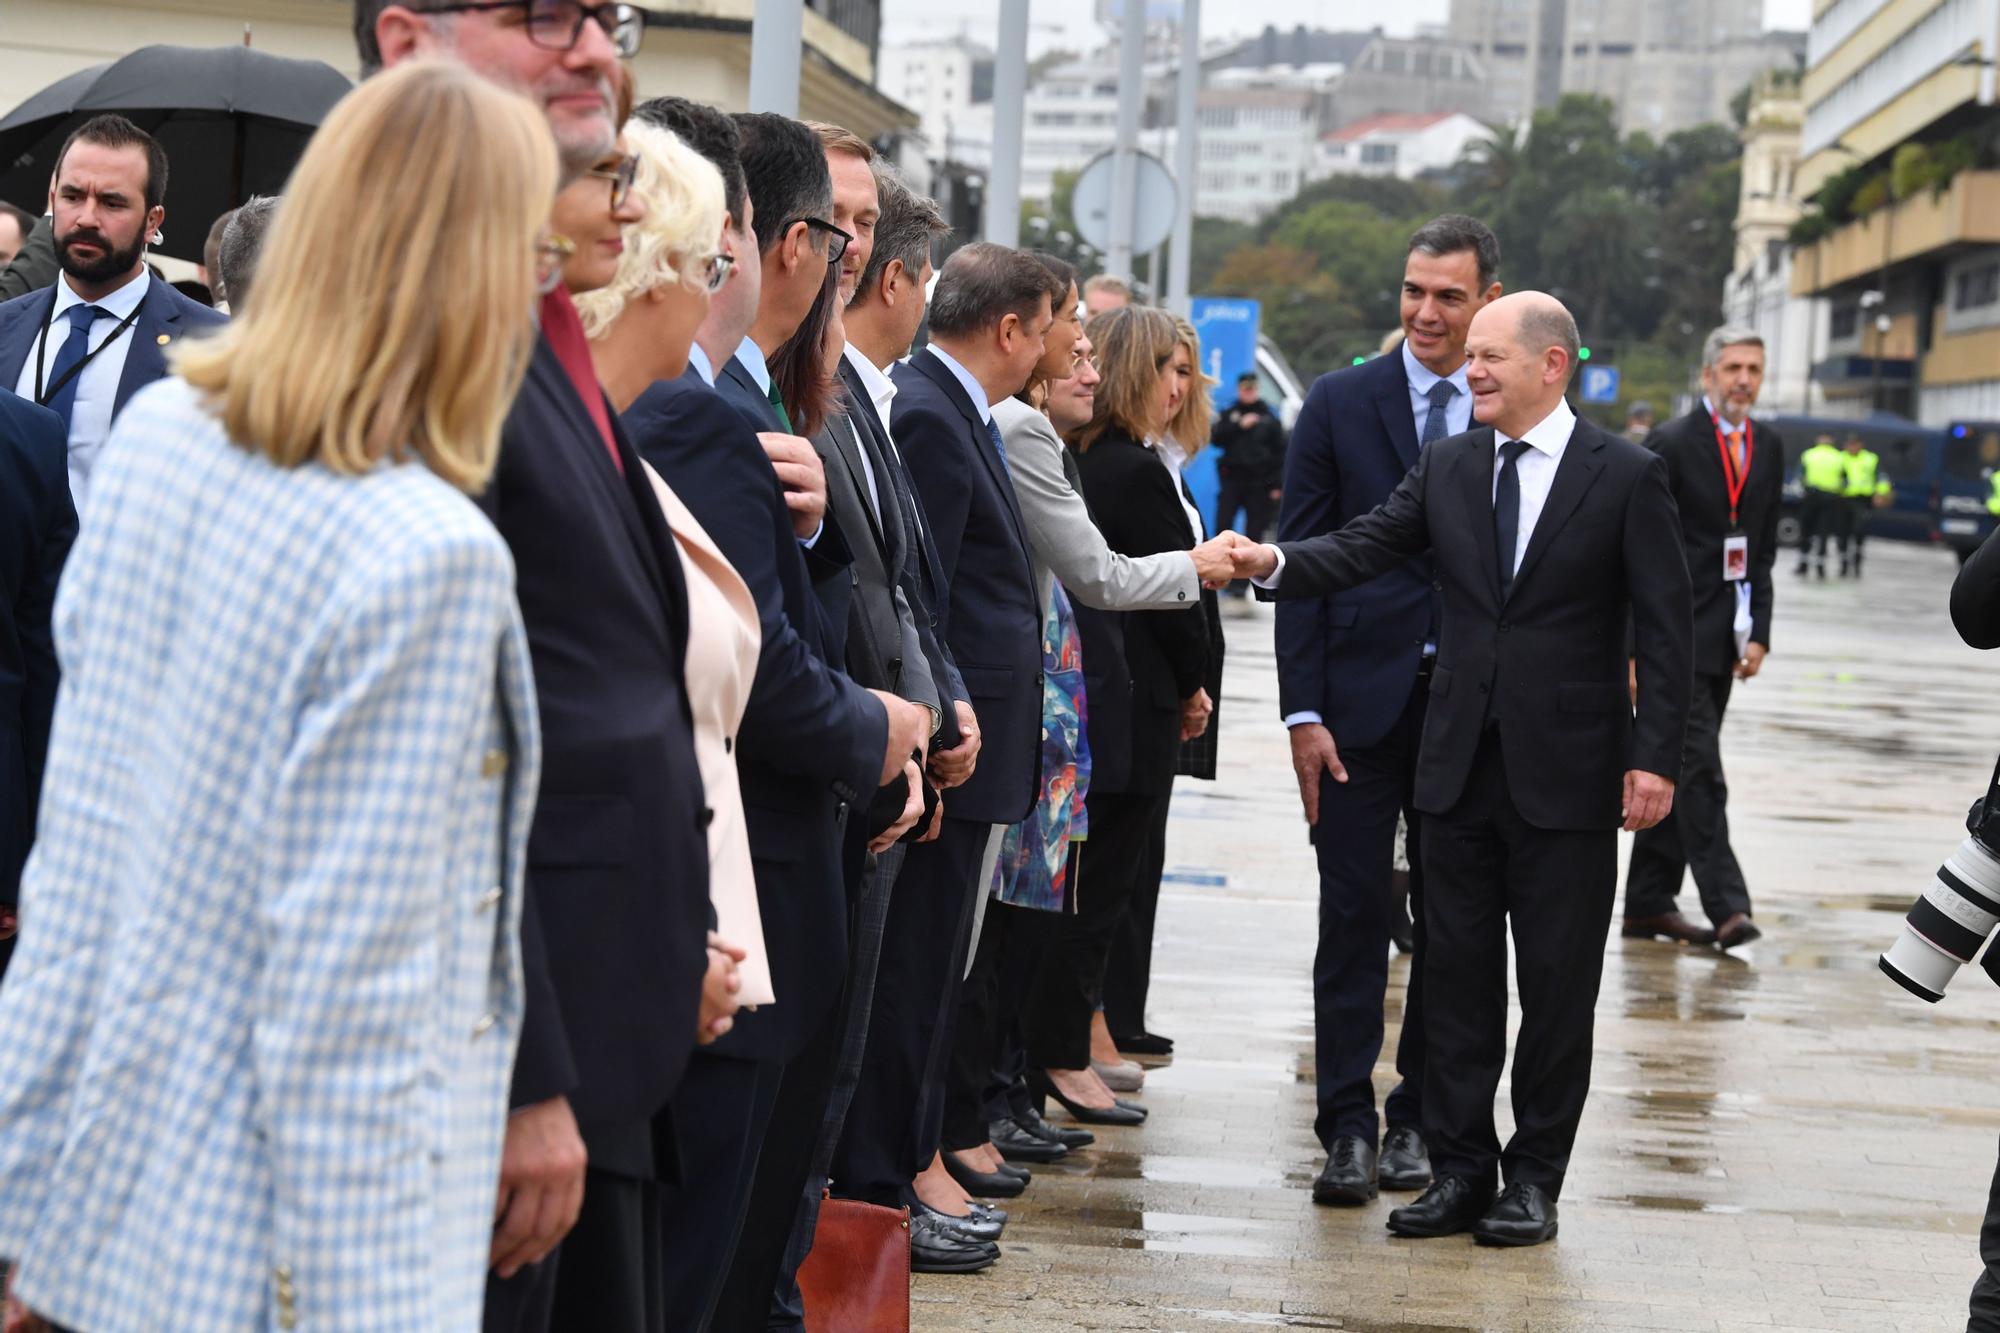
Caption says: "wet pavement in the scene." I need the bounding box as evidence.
[917,540,2000,1331]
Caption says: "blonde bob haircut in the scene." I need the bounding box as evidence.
[175,61,556,494]
[575,120,726,340]
[1165,315,1216,458]
[1072,304,1178,453]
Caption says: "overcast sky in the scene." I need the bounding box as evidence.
[881,0,1816,57]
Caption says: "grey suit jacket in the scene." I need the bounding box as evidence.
[814,403,942,724]
[992,395,1201,614]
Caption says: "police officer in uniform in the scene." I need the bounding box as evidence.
[1839,435,1889,577]
[1795,435,1847,579]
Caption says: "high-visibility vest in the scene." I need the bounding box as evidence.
[1843,449,1888,499]
[1801,443,1847,494]
[1987,472,2000,516]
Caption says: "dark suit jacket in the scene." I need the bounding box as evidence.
[1265,415,1694,831]
[892,348,1042,826]
[1274,352,1437,750]
[625,368,888,1062]
[1646,408,1782,676]
[1072,429,1210,797]
[0,274,227,421]
[479,341,711,1177]
[0,393,74,910]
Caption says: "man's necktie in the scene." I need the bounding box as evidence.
[767,381,794,433]
[1494,438,1531,601]
[44,304,105,430]
[1728,428,1745,474]
[984,418,1014,480]
[1421,379,1458,447]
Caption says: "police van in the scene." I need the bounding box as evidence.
[1765,413,1945,551]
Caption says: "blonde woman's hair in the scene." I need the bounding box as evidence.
[175,60,555,493]
[575,120,726,340]
[1072,304,1177,453]
[1166,315,1215,457]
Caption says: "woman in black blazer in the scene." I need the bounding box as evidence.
[1025,305,1211,1124]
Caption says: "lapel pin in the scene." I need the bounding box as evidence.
[156,334,171,345]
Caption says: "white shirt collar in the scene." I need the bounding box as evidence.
[688,342,716,387]
[733,335,771,396]
[926,343,992,424]
[51,267,150,323]
[1402,339,1469,398]
[1499,396,1577,458]
[843,342,896,415]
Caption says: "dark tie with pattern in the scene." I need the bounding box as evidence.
[984,418,1013,480]
[1494,438,1530,601]
[44,304,105,430]
[1422,379,1458,446]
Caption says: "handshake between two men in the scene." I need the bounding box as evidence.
[1191,531,1279,590]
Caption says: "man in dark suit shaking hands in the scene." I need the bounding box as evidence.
[1233,291,1693,1248]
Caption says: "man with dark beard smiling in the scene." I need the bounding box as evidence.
[0,115,224,518]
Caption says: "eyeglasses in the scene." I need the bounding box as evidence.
[421,1,644,59]
[697,251,735,293]
[790,215,853,266]
[588,154,638,211]
[536,231,576,294]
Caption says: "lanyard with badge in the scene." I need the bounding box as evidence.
[32,300,143,409]
[1713,414,1753,582]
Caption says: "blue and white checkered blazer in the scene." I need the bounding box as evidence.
[0,377,541,1332]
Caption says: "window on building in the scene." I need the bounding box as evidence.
[1954,261,2000,312]
[1829,305,1859,340]
[1361,142,1398,166]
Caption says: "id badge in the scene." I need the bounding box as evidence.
[1722,533,1748,582]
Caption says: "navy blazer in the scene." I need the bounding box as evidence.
[480,341,711,1176]
[1273,351,1437,750]
[0,275,226,422]
[625,368,888,1062]
[0,394,74,916]
[892,348,1041,826]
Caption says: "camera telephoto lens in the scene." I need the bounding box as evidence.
[1881,836,2000,1002]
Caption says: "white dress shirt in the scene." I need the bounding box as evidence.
[13,269,151,517]
[1402,340,1472,441]
[1490,396,1577,577]
[688,341,716,387]
[925,343,993,424]
[838,342,890,519]
[1155,437,1207,541]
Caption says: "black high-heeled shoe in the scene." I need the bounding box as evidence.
[1028,1069,1147,1126]
[941,1148,1026,1198]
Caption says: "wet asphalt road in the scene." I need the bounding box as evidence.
[917,539,2000,1331]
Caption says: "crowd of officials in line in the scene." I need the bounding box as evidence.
[0,3,1285,1329]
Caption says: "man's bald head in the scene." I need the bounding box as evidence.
[1464,291,1579,437]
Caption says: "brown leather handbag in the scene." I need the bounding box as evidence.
[796,1194,911,1332]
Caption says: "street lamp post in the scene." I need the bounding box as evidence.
[748,0,802,116]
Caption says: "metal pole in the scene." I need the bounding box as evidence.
[986,0,1030,246]
[748,0,803,116]
[1166,0,1199,314]
[1109,1,1147,280]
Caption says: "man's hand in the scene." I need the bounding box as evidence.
[1621,770,1675,832]
[1190,533,1243,587]
[1734,642,1767,680]
[698,932,746,1044]
[918,793,944,842]
[929,700,980,789]
[1180,688,1213,742]
[1223,535,1279,586]
[868,690,930,787]
[871,759,926,852]
[490,1095,588,1279]
[1289,722,1347,826]
[759,432,828,541]
[1239,411,1261,428]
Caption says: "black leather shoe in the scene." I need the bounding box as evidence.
[1378,1125,1432,1192]
[1473,1181,1558,1247]
[1311,1136,1377,1206]
[1386,1175,1494,1238]
[996,1161,1030,1181]
[912,1200,1004,1243]
[941,1149,1025,1199]
[909,1211,999,1273]
[1029,1070,1147,1126]
[966,1201,1008,1226]
[1114,1031,1174,1057]
[1009,1105,1094,1150]
[989,1116,1069,1164]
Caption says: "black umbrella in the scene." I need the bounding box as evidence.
[0,45,352,265]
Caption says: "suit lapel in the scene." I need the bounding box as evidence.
[1456,428,1504,607]
[0,288,54,393]
[1373,355,1421,472]
[1510,420,1607,598]
[825,409,890,557]
[912,349,1032,561]
[722,356,783,432]
[117,281,173,417]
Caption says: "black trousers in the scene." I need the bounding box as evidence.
[653,1051,781,1329]
[1420,731,1615,1200]
[830,817,988,1205]
[1103,789,1174,1043]
[1969,1137,2000,1330]
[1216,471,1279,542]
[1798,492,1843,565]
[482,1166,662,1333]
[944,896,1052,1150]
[1024,793,1162,1068]
[1842,497,1871,566]
[1310,679,1429,1149]
[1626,671,1751,926]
